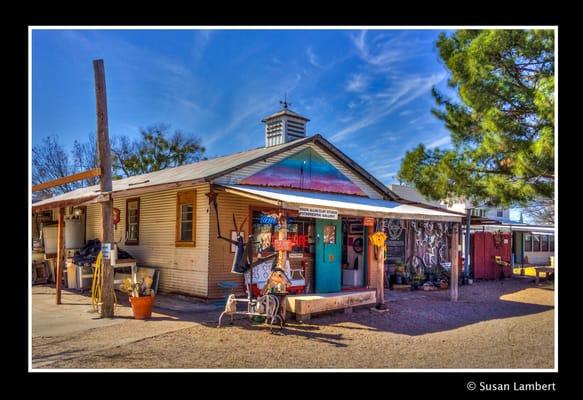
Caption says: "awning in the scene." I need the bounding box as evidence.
[470,224,555,234]
[219,185,462,222]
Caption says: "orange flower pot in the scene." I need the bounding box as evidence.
[129,295,154,320]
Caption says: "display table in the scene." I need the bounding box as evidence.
[112,259,138,285]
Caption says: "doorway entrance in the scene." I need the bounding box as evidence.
[315,218,342,293]
[341,218,366,288]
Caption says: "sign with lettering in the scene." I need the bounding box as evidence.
[363,217,375,227]
[273,239,294,251]
[298,207,338,220]
[102,243,111,260]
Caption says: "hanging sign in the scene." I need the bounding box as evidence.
[273,239,294,251]
[102,243,111,260]
[363,217,375,227]
[298,207,338,220]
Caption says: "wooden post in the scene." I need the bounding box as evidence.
[56,207,65,304]
[451,223,459,302]
[94,59,115,318]
[277,212,288,270]
[376,243,386,309]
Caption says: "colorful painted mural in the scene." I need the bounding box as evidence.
[240,148,366,196]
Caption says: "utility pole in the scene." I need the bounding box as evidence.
[55,208,65,304]
[93,59,115,318]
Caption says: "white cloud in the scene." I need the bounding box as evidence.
[349,30,421,72]
[424,135,451,149]
[330,72,446,142]
[306,47,323,68]
[346,73,369,93]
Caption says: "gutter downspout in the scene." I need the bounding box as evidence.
[464,208,471,283]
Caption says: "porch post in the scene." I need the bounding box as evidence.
[451,223,460,302]
[464,208,471,282]
[56,207,65,305]
[277,212,288,270]
[376,243,386,309]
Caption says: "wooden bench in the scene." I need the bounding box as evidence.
[286,290,376,322]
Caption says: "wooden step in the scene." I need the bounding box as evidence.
[392,284,411,292]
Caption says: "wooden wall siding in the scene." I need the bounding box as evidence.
[85,204,102,241]
[207,192,275,299]
[85,184,211,297]
[213,143,383,199]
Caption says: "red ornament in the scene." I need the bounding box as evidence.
[113,208,121,227]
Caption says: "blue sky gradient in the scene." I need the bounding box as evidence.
[32,29,456,184]
[32,28,521,220]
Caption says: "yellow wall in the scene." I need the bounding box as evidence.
[85,183,210,297]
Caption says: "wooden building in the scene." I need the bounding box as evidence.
[32,107,462,300]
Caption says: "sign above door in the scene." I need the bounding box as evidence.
[299,207,338,220]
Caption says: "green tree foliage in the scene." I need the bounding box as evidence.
[398,30,554,207]
[32,125,206,198]
[111,124,206,178]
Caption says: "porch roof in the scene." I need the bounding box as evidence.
[220,185,463,222]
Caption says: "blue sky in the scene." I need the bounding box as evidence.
[32,28,456,185]
[32,28,524,220]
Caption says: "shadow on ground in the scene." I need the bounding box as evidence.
[279,278,555,337]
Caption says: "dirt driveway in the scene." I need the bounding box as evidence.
[31,278,554,369]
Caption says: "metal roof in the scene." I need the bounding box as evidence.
[261,108,310,122]
[221,185,463,222]
[32,134,399,210]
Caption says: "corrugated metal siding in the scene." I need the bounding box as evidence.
[84,184,210,297]
[207,192,274,299]
[85,204,102,241]
[214,143,382,199]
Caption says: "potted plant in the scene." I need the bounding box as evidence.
[395,264,405,284]
[411,272,425,290]
[120,276,155,320]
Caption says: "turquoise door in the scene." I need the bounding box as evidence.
[315,218,342,293]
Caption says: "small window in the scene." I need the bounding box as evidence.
[541,235,549,252]
[532,235,541,252]
[125,198,140,245]
[496,210,504,218]
[550,236,554,252]
[176,190,196,247]
[524,234,532,252]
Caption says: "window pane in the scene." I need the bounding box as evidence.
[524,234,532,252]
[129,224,138,240]
[179,203,193,241]
[532,235,540,252]
[550,236,554,252]
[180,222,192,241]
[128,201,138,210]
[181,204,192,220]
[128,209,137,224]
[541,235,549,251]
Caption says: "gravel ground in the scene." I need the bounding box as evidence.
[36,278,555,369]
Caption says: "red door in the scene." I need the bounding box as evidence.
[472,232,512,279]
